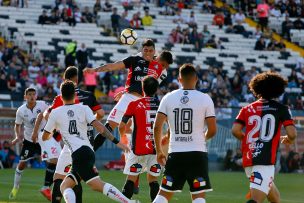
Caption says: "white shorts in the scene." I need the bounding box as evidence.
[107,93,140,124]
[38,132,61,161]
[123,151,162,177]
[55,145,72,175]
[245,165,275,194]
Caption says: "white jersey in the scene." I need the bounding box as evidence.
[44,104,96,153]
[158,89,215,153]
[15,101,49,142]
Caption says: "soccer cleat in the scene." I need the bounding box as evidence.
[9,187,18,200]
[133,186,139,195]
[40,187,52,201]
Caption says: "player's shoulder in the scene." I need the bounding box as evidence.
[17,103,27,112]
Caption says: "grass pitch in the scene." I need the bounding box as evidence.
[0,169,302,203]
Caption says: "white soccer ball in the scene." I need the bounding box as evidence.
[120,28,138,45]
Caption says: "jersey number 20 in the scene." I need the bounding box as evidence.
[247,114,275,143]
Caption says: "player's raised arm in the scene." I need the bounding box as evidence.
[83,61,125,73]
[31,112,43,143]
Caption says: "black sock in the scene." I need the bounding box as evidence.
[122,180,135,199]
[52,179,63,203]
[246,200,257,203]
[93,122,112,151]
[149,181,159,201]
[73,183,83,203]
[44,163,56,187]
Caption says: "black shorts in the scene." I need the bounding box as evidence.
[161,151,212,194]
[259,17,268,27]
[20,139,41,161]
[68,146,99,184]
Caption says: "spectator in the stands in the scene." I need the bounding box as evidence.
[102,0,112,12]
[190,27,203,51]
[119,10,131,30]
[202,25,211,44]
[282,16,294,40]
[201,1,213,14]
[288,69,300,87]
[142,10,153,26]
[0,73,9,92]
[267,38,276,51]
[82,6,95,23]
[181,28,190,44]
[121,0,133,10]
[74,7,82,23]
[49,9,60,24]
[270,5,281,17]
[224,13,232,26]
[36,72,47,87]
[293,17,304,30]
[76,43,88,82]
[43,86,57,101]
[254,37,266,50]
[253,25,262,39]
[1,0,12,6]
[0,141,16,168]
[29,78,43,97]
[130,13,142,29]
[61,7,76,26]
[233,21,250,38]
[288,152,301,173]
[187,11,197,28]
[93,0,102,15]
[213,11,225,29]
[168,28,183,45]
[173,10,184,24]
[233,9,246,24]
[65,41,77,67]
[28,60,40,81]
[38,10,50,24]
[274,38,286,51]
[58,0,69,13]
[256,0,270,31]
[205,34,217,49]
[8,55,22,78]
[111,7,120,35]
[7,74,16,92]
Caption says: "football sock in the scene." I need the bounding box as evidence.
[153,195,168,203]
[13,168,23,188]
[103,183,131,202]
[246,200,257,203]
[73,183,83,203]
[52,179,63,203]
[44,163,56,187]
[122,180,135,199]
[63,188,76,203]
[192,198,206,203]
[149,181,159,201]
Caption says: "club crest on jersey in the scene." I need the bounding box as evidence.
[154,64,159,70]
[36,109,41,114]
[162,176,173,187]
[180,96,189,104]
[249,172,263,185]
[67,110,74,117]
[193,177,206,188]
[183,91,189,95]
[130,163,142,173]
[150,164,161,173]
[30,118,36,126]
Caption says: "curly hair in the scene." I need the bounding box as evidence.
[249,71,288,100]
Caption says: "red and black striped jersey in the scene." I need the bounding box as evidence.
[234,99,294,167]
[122,97,159,155]
[123,56,164,96]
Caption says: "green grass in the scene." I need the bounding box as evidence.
[0,169,302,203]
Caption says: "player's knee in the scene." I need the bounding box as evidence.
[18,161,26,170]
[122,180,135,199]
[53,173,65,181]
[149,181,160,201]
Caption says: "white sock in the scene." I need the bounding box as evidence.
[103,183,131,203]
[153,195,168,203]
[13,168,23,188]
[192,198,206,203]
[63,188,76,203]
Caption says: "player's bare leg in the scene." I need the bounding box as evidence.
[60,177,76,203]
[250,188,267,203]
[41,158,57,201]
[9,161,26,199]
[153,190,174,203]
[191,192,206,203]
[147,174,159,202]
[267,183,280,203]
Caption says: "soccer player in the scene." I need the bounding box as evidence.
[119,76,161,202]
[44,66,105,203]
[83,39,173,138]
[42,81,138,203]
[153,64,217,203]
[231,71,297,203]
[9,88,50,200]
[31,112,62,201]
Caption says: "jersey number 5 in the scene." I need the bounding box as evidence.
[173,108,193,134]
[146,110,157,134]
[247,114,275,143]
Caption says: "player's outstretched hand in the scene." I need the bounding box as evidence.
[31,132,38,143]
[280,135,294,145]
[83,67,95,74]
[117,142,130,153]
[114,91,124,102]
[157,152,167,166]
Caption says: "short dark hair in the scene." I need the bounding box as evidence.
[24,87,36,95]
[63,66,78,80]
[159,50,173,65]
[60,81,75,101]
[249,71,287,100]
[179,63,197,80]
[142,39,155,48]
[142,76,159,97]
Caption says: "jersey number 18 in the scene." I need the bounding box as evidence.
[173,108,193,134]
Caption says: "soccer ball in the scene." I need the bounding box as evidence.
[120,28,138,45]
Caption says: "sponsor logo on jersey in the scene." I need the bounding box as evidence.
[130,163,142,173]
[249,172,263,185]
[180,96,189,104]
[162,176,173,187]
[67,110,74,117]
[134,66,141,71]
[193,177,206,188]
[150,164,161,173]
[138,60,146,64]
[135,75,145,81]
